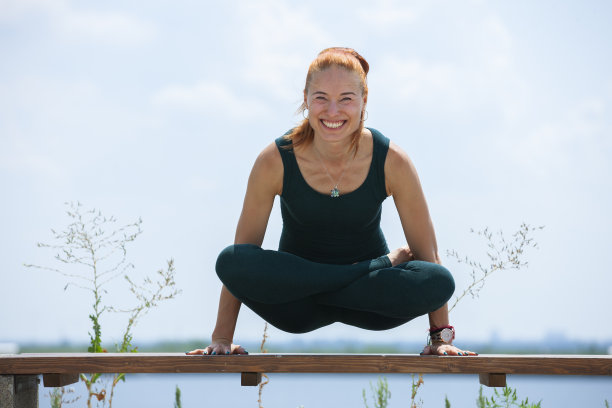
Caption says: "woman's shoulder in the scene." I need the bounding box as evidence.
[255,141,283,172]
[385,139,414,170]
[248,141,284,196]
[383,137,420,196]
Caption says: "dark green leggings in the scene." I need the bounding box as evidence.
[216,244,455,333]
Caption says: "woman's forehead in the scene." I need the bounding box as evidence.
[308,66,362,94]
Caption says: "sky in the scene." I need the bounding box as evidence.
[1,0,611,350]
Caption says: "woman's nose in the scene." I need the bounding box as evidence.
[326,101,339,115]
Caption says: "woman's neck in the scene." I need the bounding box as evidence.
[311,133,360,163]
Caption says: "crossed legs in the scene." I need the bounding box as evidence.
[216,244,455,333]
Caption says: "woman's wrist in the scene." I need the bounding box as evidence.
[428,325,455,345]
[211,331,233,344]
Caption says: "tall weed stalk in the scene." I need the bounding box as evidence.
[258,322,270,408]
[26,202,181,407]
[362,376,391,408]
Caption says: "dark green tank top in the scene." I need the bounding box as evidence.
[275,127,390,265]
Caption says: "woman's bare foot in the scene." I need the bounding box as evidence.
[387,246,414,266]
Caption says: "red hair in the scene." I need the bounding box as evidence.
[284,47,369,153]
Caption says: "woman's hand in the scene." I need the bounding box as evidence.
[420,342,477,356]
[186,339,248,355]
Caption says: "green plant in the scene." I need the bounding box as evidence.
[47,386,80,408]
[409,373,424,408]
[174,385,182,408]
[476,386,541,408]
[362,376,391,408]
[26,202,180,407]
[477,386,486,408]
[447,223,543,312]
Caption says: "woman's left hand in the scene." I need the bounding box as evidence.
[420,343,477,356]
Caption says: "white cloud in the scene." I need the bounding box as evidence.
[235,0,332,102]
[152,80,271,119]
[357,0,417,28]
[57,7,156,46]
[372,55,463,115]
[0,0,156,46]
[151,0,334,117]
[502,98,609,178]
[371,12,529,120]
[0,145,67,181]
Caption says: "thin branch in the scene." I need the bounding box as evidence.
[447,223,543,313]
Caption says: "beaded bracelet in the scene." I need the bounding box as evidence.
[429,325,454,334]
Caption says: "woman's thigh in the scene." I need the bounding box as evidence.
[241,297,336,334]
[315,261,455,319]
[243,296,412,333]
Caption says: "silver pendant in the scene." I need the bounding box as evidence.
[330,187,340,198]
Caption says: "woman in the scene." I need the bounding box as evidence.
[189,47,475,357]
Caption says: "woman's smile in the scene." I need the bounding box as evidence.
[321,119,346,129]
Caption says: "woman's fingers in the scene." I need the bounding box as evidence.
[421,344,478,356]
[185,348,210,355]
[210,344,230,355]
[232,344,249,355]
[420,345,432,355]
[187,344,248,355]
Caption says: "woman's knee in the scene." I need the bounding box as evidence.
[215,244,261,283]
[409,261,455,304]
[427,262,455,305]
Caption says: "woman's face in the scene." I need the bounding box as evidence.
[305,66,366,145]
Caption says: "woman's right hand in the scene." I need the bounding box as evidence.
[186,339,248,355]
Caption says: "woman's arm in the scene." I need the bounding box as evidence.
[385,141,439,262]
[385,142,476,356]
[188,142,283,355]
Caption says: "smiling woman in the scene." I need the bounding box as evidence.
[188,47,475,358]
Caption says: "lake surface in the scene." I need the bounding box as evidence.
[39,373,611,407]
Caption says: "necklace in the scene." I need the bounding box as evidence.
[313,145,355,198]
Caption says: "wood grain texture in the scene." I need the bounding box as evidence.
[479,373,507,387]
[1,353,611,376]
[241,372,262,386]
[42,373,80,387]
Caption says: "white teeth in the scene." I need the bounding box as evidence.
[322,120,344,129]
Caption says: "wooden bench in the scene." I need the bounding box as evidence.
[1,353,611,407]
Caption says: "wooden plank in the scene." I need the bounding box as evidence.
[241,372,262,386]
[479,373,507,387]
[42,373,80,387]
[1,353,611,377]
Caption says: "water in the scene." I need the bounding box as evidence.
[40,373,612,407]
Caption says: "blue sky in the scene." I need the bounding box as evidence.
[1,0,611,349]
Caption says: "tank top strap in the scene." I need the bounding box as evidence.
[367,127,390,199]
[275,135,297,194]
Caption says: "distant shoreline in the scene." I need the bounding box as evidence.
[9,338,612,355]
